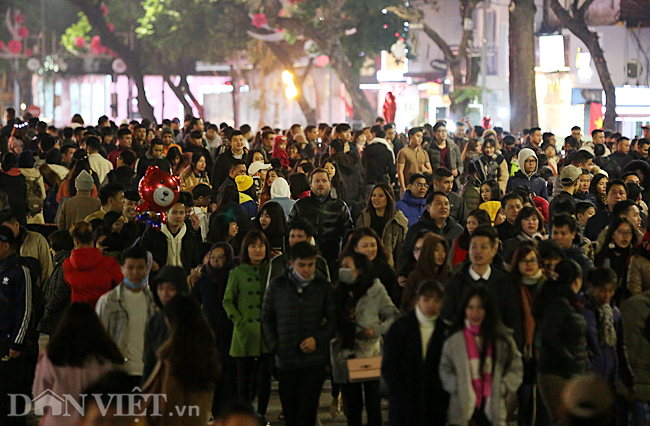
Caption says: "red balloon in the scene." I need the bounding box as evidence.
[0,41,5,50]
[17,26,29,39]
[137,166,180,224]
[24,48,33,57]
[7,40,22,54]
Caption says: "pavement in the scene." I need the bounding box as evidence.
[25,379,389,425]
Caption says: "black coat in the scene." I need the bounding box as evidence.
[362,141,397,186]
[212,149,247,192]
[261,270,336,370]
[287,193,353,263]
[382,312,450,426]
[106,166,138,191]
[442,262,523,348]
[404,213,463,250]
[585,210,613,242]
[138,225,201,275]
[0,172,27,225]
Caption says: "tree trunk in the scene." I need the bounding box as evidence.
[509,0,539,133]
[132,71,155,124]
[549,0,617,130]
[230,64,240,128]
[326,38,375,126]
[179,75,204,119]
[264,42,317,125]
[163,75,194,118]
[587,36,616,130]
[68,0,157,124]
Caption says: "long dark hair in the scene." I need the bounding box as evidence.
[398,229,433,274]
[320,158,347,201]
[207,214,237,244]
[158,295,219,390]
[457,209,491,250]
[255,201,286,246]
[365,183,395,220]
[481,179,502,202]
[452,286,503,347]
[602,217,638,253]
[533,258,582,319]
[47,303,123,367]
[189,153,208,177]
[340,227,390,264]
[589,173,608,197]
[336,252,376,349]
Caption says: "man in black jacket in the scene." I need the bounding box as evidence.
[441,225,522,347]
[212,130,248,191]
[496,193,524,242]
[135,138,171,181]
[287,168,353,267]
[139,200,200,275]
[362,125,397,190]
[262,242,336,426]
[585,179,627,241]
[383,280,450,426]
[0,225,33,424]
[404,191,463,250]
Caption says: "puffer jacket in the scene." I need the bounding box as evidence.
[536,293,589,378]
[223,262,271,357]
[262,269,336,370]
[37,250,72,335]
[63,247,123,307]
[426,138,463,175]
[395,189,427,228]
[620,291,650,401]
[579,293,634,388]
[356,210,408,266]
[439,326,523,426]
[627,254,650,296]
[287,192,353,263]
[505,149,549,200]
[460,175,481,213]
[330,279,398,383]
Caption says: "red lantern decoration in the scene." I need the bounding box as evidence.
[74,37,86,48]
[107,23,114,32]
[17,26,29,39]
[108,49,117,57]
[91,35,101,46]
[24,48,33,57]
[14,14,24,24]
[0,41,5,50]
[100,4,109,15]
[7,40,22,54]
[251,13,267,28]
[315,55,329,67]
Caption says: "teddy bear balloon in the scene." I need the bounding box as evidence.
[136,166,180,227]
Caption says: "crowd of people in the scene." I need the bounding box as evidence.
[1,106,650,426]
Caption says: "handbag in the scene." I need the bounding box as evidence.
[347,356,382,383]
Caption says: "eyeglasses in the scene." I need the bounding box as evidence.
[615,229,634,237]
[412,183,428,188]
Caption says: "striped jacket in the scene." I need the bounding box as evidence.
[0,254,33,351]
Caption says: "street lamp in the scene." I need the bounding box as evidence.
[282,70,293,85]
[285,83,298,100]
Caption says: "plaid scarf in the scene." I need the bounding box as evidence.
[464,321,493,408]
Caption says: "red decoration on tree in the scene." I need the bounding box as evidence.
[14,14,24,24]
[107,23,115,32]
[75,37,86,48]
[383,92,397,123]
[108,49,117,57]
[17,26,29,39]
[482,115,493,130]
[24,48,33,57]
[100,4,109,15]
[7,40,22,54]
[91,36,101,47]
[0,41,5,50]
[251,13,267,28]
[315,55,329,67]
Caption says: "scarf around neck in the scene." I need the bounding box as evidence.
[594,297,617,347]
[464,320,493,409]
[161,223,186,267]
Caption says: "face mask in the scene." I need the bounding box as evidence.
[124,276,147,290]
[338,268,356,284]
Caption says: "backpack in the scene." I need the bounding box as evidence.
[25,177,44,216]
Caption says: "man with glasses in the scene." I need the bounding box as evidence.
[396,173,429,228]
[426,122,463,178]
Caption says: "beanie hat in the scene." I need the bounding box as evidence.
[75,169,94,191]
[235,174,254,192]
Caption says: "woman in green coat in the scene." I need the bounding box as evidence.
[223,229,272,421]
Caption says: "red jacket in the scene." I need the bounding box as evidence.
[63,247,123,307]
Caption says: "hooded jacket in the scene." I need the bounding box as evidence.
[63,247,123,307]
[142,266,189,382]
[268,177,296,218]
[362,139,397,186]
[505,148,549,200]
[395,189,427,228]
